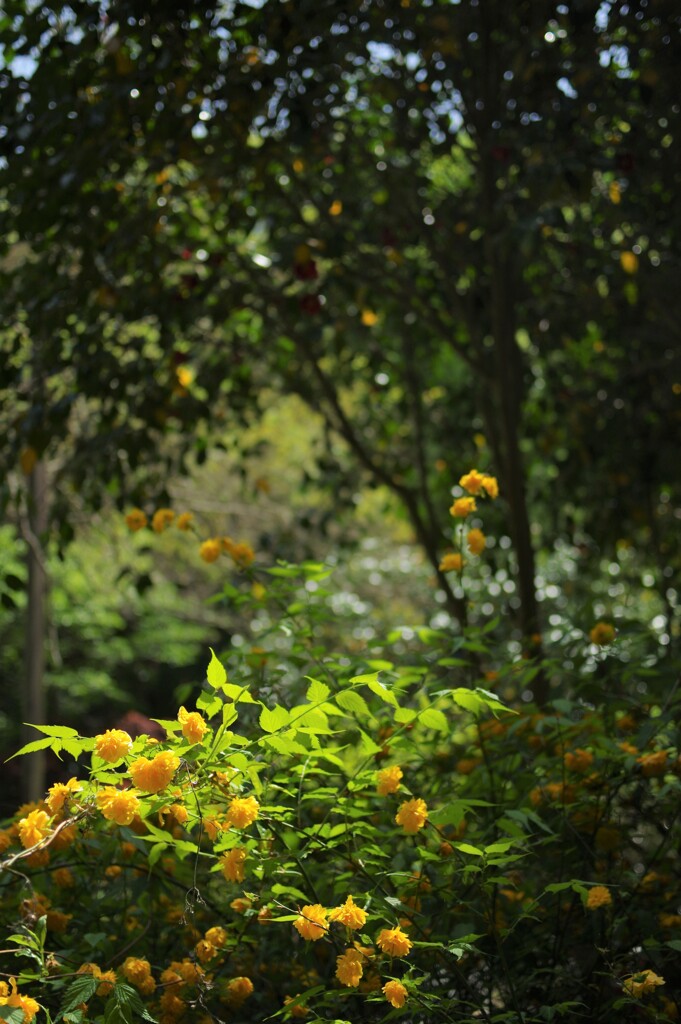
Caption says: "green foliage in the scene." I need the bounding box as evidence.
[1,563,680,1023]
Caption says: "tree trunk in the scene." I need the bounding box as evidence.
[22,459,49,802]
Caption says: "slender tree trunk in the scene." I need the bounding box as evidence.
[22,459,49,802]
[488,246,548,705]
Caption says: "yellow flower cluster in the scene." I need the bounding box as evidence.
[177,706,207,744]
[439,552,463,573]
[376,765,403,795]
[395,797,428,835]
[377,926,412,957]
[450,496,477,519]
[220,847,247,882]
[467,527,486,555]
[17,809,51,850]
[225,976,254,1008]
[97,787,140,826]
[121,957,156,995]
[0,978,40,1023]
[335,947,364,987]
[227,795,259,828]
[459,469,499,498]
[77,963,116,997]
[125,508,194,533]
[45,777,81,815]
[622,969,665,997]
[294,904,328,941]
[329,895,367,931]
[586,886,612,910]
[589,622,616,646]
[383,979,408,1007]
[94,728,133,762]
[129,751,180,793]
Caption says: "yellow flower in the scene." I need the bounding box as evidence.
[377,927,412,957]
[195,939,217,963]
[622,969,665,997]
[177,706,207,744]
[230,896,252,914]
[439,552,463,572]
[129,751,180,793]
[383,979,408,1008]
[620,251,639,274]
[586,886,612,910]
[96,787,140,826]
[294,904,328,941]
[284,994,310,1017]
[335,948,363,987]
[121,957,153,988]
[361,309,379,326]
[94,728,133,762]
[228,540,255,568]
[152,508,175,533]
[466,528,486,555]
[376,765,403,796]
[200,538,222,563]
[481,474,499,498]
[450,496,477,518]
[125,508,147,532]
[0,978,40,1023]
[220,847,247,882]
[96,970,116,997]
[395,798,428,835]
[176,512,194,531]
[564,748,594,773]
[45,777,81,814]
[637,750,669,777]
[459,469,485,494]
[225,977,254,1007]
[329,895,367,931]
[17,810,51,849]
[589,622,616,645]
[52,867,75,888]
[205,926,228,948]
[227,795,259,828]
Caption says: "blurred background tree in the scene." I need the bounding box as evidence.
[1,0,680,796]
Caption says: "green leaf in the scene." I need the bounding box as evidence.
[394,707,417,724]
[207,647,227,688]
[221,683,257,703]
[306,677,331,703]
[0,1009,27,1024]
[367,680,399,708]
[350,671,382,684]
[196,692,223,718]
[666,939,681,952]
[113,982,157,1023]
[5,736,54,761]
[429,802,469,827]
[419,707,449,733]
[25,723,80,739]
[62,975,99,1013]
[259,704,291,733]
[335,690,373,720]
[454,842,484,857]
[484,840,517,855]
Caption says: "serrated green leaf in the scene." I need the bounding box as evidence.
[262,734,308,756]
[147,842,168,867]
[335,689,373,720]
[350,671,382,685]
[367,680,399,708]
[0,1008,28,1024]
[221,682,257,703]
[484,840,516,854]
[25,723,79,739]
[419,707,449,733]
[306,677,331,703]
[5,736,54,761]
[207,647,227,688]
[62,975,99,1013]
[394,707,417,724]
[259,704,291,733]
[196,692,223,718]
